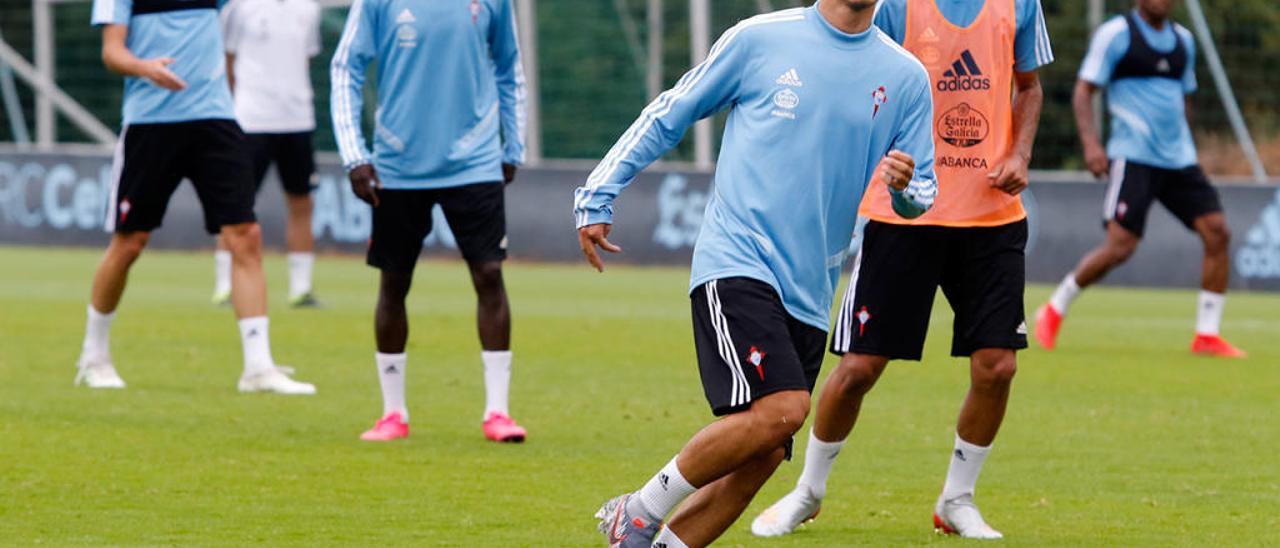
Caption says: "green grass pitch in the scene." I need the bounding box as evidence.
[0,245,1277,546]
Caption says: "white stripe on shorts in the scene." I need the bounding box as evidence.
[706,280,751,407]
[834,250,863,353]
[103,126,128,232]
[1103,157,1127,221]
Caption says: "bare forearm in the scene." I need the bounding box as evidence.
[1010,78,1043,162]
[1072,81,1103,150]
[102,43,148,78]
[100,24,185,91]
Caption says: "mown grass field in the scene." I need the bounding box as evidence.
[0,245,1276,546]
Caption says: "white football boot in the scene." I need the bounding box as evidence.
[74,355,126,389]
[751,486,822,537]
[933,494,1003,539]
[237,366,316,395]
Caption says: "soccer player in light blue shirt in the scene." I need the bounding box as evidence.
[330,0,530,442]
[578,2,936,545]
[75,0,316,394]
[1038,0,1245,358]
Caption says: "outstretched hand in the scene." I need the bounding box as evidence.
[142,57,186,91]
[577,223,622,273]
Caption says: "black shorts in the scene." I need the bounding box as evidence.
[1104,159,1223,237]
[691,278,827,417]
[246,131,316,196]
[106,119,256,235]
[367,182,507,272]
[830,219,1028,360]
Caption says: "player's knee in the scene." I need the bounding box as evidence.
[832,354,885,396]
[751,391,809,441]
[469,261,505,295]
[1201,221,1231,254]
[973,351,1017,387]
[378,270,414,302]
[112,232,150,262]
[222,223,263,257]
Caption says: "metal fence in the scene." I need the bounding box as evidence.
[1,0,1277,178]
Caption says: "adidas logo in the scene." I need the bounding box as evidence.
[920,27,940,43]
[954,449,967,462]
[396,8,416,24]
[659,473,670,490]
[1156,58,1171,73]
[1235,188,1280,280]
[937,50,991,92]
[1016,321,1028,335]
[384,365,399,374]
[776,68,803,87]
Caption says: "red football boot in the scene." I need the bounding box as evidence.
[1033,304,1063,351]
[1191,334,1246,358]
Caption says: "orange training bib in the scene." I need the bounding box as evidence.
[861,0,1023,227]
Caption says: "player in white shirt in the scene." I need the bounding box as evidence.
[213,0,324,307]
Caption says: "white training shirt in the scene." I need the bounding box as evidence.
[221,0,321,133]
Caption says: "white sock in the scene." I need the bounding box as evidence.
[796,428,846,499]
[287,252,314,298]
[482,350,512,417]
[1049,273,1081,315]
[652,526,689,548]
[82,305,115,359]
[214,250,232,295]
[238,316,275,373]
[376,352,408,421]
[637,456,698,520]
[940,433,992,502]
[1195,291,1225,335]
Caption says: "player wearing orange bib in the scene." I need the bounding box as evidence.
[753,0,1053,539]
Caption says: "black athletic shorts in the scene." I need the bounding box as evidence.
[830,219,1028,360]
[106,119,256,235]
[691,277,827,417]
[246,131,316,196]
[367,182,507,273]
[1104,159,1223,237]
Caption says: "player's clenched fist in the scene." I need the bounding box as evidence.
[577,223,622,273]
[345,165,378,207]
[348,164,382,207]
[877,150,915,191]
[988,151,1031,196]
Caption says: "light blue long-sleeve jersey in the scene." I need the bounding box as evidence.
[331,0,527,188]
[574,5,938,331]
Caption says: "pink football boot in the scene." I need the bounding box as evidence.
[482,411,527,443]
[360,411,409,441]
